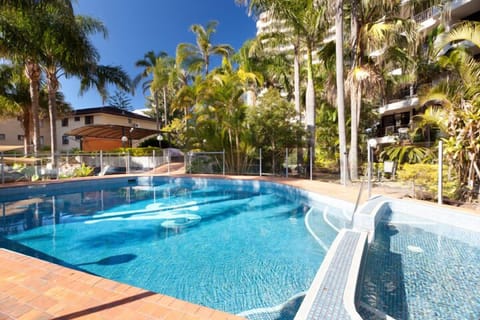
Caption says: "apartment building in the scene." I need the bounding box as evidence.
[57,107,158,151]
[0,107,159,153]
[0,118,50,153]
[375,0,480,144]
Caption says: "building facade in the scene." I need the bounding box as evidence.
[375,0,480,144]
[0,107,158,153]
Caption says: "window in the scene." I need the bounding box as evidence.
[85,115,94,124]
[61,118,69,127]
[74,116,80,122]
[0,134,5,141]
[39,136,44,146]
[17,135,24,141]
[128,118,132,124]
[385,126,395,136]
[62,135,69,145]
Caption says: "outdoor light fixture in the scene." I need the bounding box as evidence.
[121,135,128,147]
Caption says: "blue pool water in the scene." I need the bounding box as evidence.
[0,177,345,318]
[359,209,480,320]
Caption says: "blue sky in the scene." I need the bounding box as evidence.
[62,0,257,110]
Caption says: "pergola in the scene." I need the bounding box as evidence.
[66,124,163,140]
[65,124,168,150]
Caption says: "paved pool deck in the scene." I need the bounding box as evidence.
[0,173,475,319]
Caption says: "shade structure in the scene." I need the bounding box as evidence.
[65,124,162,140]
[0,145,24,153]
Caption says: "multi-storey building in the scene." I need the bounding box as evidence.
[374,0,480,144]
[0,118,50,150]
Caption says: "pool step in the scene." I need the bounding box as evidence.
[357,301,396,320]
[294,230,367,320]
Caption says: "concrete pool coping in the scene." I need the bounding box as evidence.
[0,174,479,319]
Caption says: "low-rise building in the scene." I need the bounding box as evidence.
[0,106,159,153]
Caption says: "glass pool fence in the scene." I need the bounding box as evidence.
[0,147,314,183]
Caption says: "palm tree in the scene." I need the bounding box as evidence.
[40,7,106,166]
[419,21,480,196]
[0,62,70,155]
[241,0,330,168]
[176,21,234,77]
[0,63,34,154]
[347,0,416,179]
[0,0,49,155]
[135,51,169,130]
[151,55,176,127]
[335,0,348,185]
[0,0,130,163]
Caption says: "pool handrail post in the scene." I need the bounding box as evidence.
[438,140,443,204]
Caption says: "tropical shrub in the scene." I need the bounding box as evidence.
[380,144,434,164]
[72,163,94,177]
[397,163,459,200]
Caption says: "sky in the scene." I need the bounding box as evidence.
[62,0,258,110]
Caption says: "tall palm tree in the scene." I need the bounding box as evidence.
[335,0,348,185]
[151,55,176,127]
[40,7,105,166]
[0,62,70,155]
[176,21,234,77]
[241,0,330,167]
[0,63,34,154]
[0,0,51,155]
[347,0,416,179]
[134,51,169,130]
[0,0,130,162]
[420,21,480,194]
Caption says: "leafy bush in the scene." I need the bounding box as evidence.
[380,144,434,164]
[72,163,94,177]
[113,147,162,156]
[397,163,459,199]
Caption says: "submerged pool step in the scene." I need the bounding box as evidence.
[294,230,367,320]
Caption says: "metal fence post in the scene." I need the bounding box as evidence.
[1,153,4,184]
[309,147,313,181]
[259,148,262,176]
[438,140,443,204]
[126,151,130,174]
[100,150,103,175]
[167,149,170,175]
[285,148,289,178]
[222,149,225,175]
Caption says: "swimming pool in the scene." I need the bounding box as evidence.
[358,200,480,320]
[0,177,351,318]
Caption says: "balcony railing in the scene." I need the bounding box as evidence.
[414,5,442,23]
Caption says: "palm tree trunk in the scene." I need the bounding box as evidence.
[25,60,41,156]
[162,86,168,126]
[349,0,361,180]
[22,107,32,156]
[336,0,349,185]
[305,44,316,169]
[154,91,160,131]
[293,43,304,171]
[47,72,59,167]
